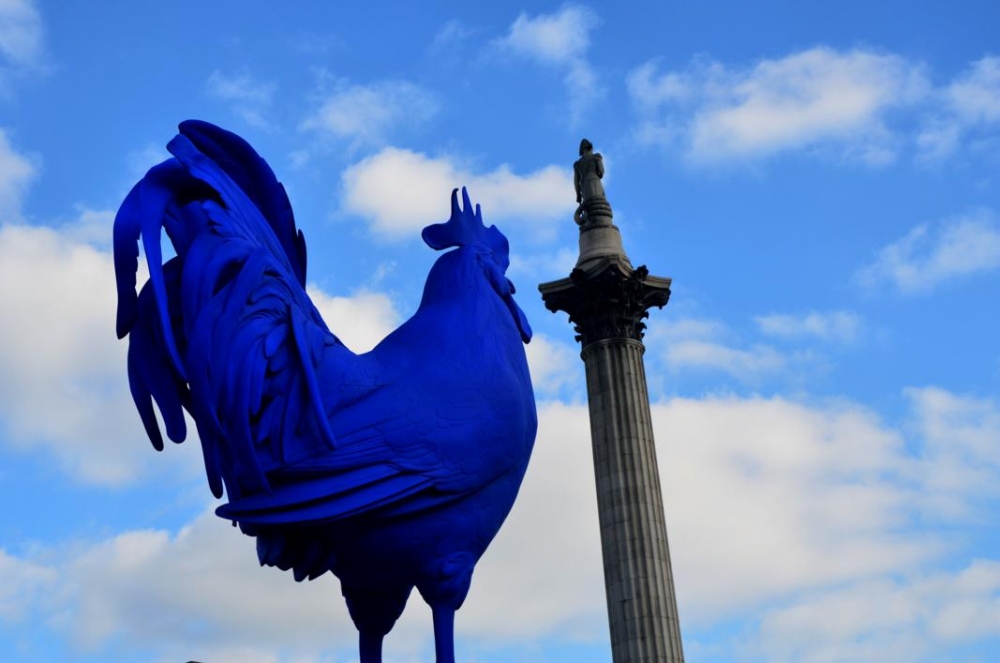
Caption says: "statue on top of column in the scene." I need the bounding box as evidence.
[573,138,613,227]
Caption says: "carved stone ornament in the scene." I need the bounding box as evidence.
[540,260,671,348]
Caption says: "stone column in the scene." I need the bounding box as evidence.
[539,218,683,663]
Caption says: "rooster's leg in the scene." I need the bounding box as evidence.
[420,554,474,663]
[342,583,412,663]
[432,606,456,663]
[358,630,384,663]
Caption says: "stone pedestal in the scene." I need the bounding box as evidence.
[574,200,630,272]
[539,227,683,663]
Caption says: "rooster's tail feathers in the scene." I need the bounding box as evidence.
[113,121,348,502]
[177,120,307,286]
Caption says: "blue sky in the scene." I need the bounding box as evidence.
[1,1,999,662]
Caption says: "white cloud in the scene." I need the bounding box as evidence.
[206,70,276,129]
[0,126,35,218]
[301,79,438,147]
[497,5,595,66]
[906,386,1000,518]
[855,209,1000,294]
[747,387,1000,662]
[524,333,582,399]
[508,245,577,282]
[340,147,574,238]
[0,139,175,486]
[628,48,929,164]
[9,388,999,659]
[207,71,274,107]
[648,316,796,382]
[0,404,600,656]
[0,548,55,621]
[61,205,115,246]
[755,310,862,344]
[494,5,601,124]
[0,218,169,485]
[0,0,43,89]
[757,560,1000,663]
[665,338,788,378]
[944,56,1000,125]
[307,287,401,353]
[660,395,934,619]
[54,513,362,654]
[460,401,605,642]
[918,56,1000,160]
[0,215,408,486]
[627,49,1000,164]
[0,403,603,657]
[915,117,963,161]
[430,19,474,53]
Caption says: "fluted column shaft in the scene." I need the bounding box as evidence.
[582,338,683,663]
[539,259,681,663]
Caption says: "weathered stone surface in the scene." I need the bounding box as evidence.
[539,141,682,662]
[582,339,683,663]
[540,260,683,663]
[539,259,670,348]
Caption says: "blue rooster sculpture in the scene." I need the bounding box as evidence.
[113,121,538,663]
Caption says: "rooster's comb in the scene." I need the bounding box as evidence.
[422,188,509,265]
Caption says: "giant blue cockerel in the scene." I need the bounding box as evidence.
[113,121,537,663]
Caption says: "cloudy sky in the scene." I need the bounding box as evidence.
[1,1,999,662]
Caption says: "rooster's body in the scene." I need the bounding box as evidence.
[113,121,537,663]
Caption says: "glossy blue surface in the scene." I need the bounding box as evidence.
[113,121,537,663]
